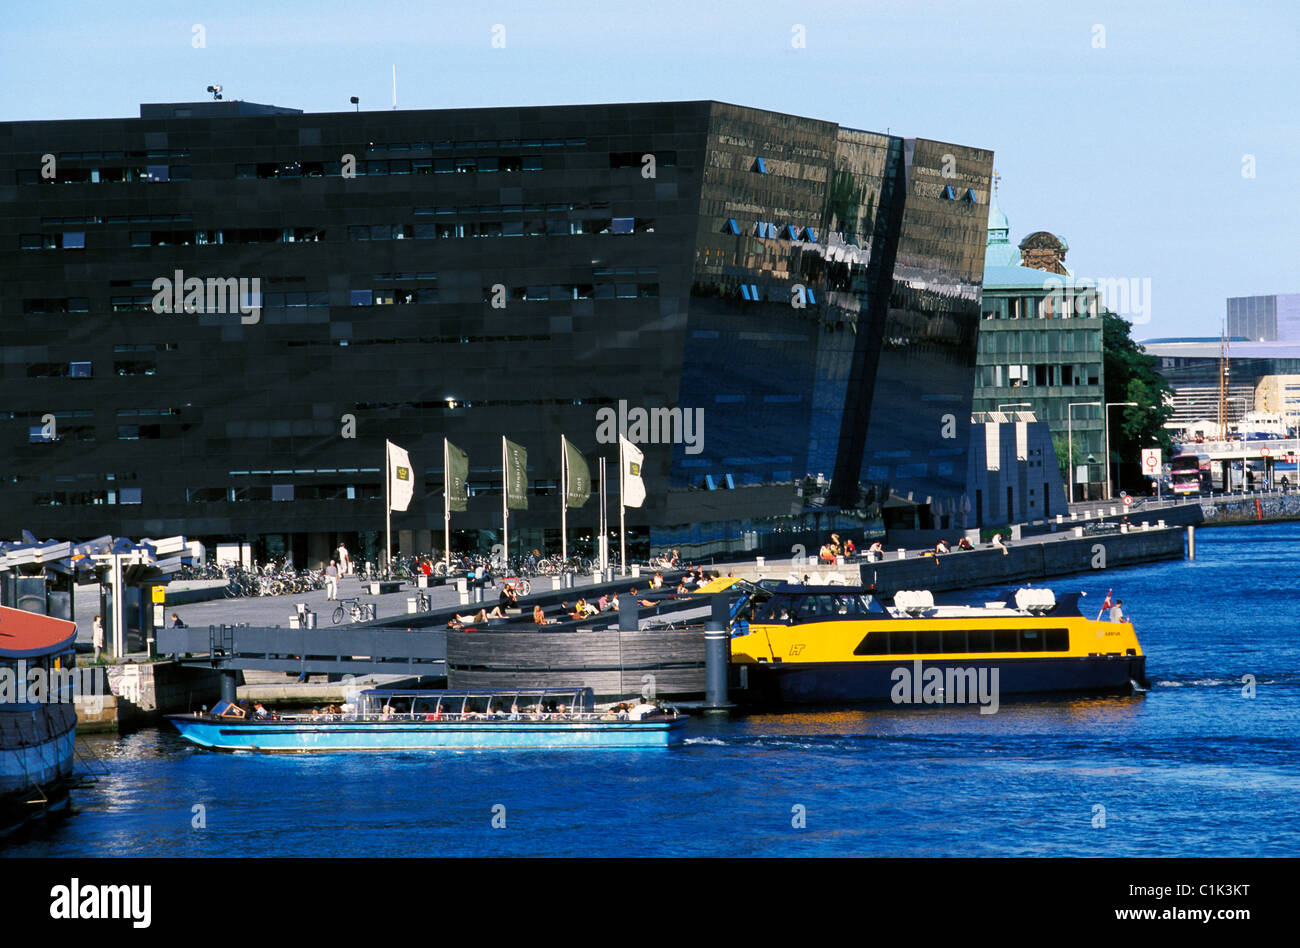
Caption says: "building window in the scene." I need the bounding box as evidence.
[350,290,373,307]
[119,487,142,504]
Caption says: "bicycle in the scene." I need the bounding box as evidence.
[332,597,365,625]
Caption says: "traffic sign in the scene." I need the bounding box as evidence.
[1261,446,1270,457]
[1122,495,1133,507]
[1141,448,1162,473]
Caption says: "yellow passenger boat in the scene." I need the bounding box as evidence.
[726,583,1148,708]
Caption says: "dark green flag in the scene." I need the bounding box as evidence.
[564,437,591,508]
[445,440,468,512]
[504,438,528,510]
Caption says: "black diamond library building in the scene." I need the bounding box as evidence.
[1,99,992,565]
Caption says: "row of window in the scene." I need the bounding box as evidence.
[982,294,1102,320]
[362,138,585,153]
[17,165,189,185]
[976,364,1101,389]
[413,201,610,215]
[978,330,1101,355]
[33,488,140,506]
[347,218,653,240]
[853,627,1070,655]
[41,214,193,226]
[25,360,155,379]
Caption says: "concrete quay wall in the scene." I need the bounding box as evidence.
[1200,494,1300,525]
[850,527,1185,595]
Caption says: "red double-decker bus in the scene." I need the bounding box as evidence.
[1171,453,1211,495]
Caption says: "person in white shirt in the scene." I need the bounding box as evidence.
[325,560,339,600]
[92,615,104,663]
[627,699,659,721]
[336,543,351,576]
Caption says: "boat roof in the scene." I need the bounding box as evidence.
[770,584,872,595]
[693,576,741,594]
[0,605,78,658]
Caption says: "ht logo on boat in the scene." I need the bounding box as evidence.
[890,660,1000,714]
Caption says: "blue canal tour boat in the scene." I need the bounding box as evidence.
[166,687,687,752]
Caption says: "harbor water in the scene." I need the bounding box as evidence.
[6,522,1299,857]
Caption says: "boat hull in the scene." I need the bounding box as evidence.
[166,715,687,751]
[736,654,1148,707]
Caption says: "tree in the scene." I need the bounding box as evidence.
[1102,311,1176,490]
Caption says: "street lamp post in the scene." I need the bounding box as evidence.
[1104,401,1138,500]
[1068,401,1102,504]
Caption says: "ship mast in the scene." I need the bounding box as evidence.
[1217,319,1228,438]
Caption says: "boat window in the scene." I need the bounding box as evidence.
[1044,629,1069,651]
[993,629,1019,652]
[757,596,793,622]
[891,629,916,654]
[917,628,943,654]
[967,629,994,652]
[792,595,837,621]
[853,632,889,655]
[941,629,967,652]
[1019,630,1044,652]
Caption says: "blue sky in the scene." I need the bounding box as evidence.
[3,0,1295,339]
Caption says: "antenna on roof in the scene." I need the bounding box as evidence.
[206,84,223,101]
[350,96,360,112]
[392,64,397,110]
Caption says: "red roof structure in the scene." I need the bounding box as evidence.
[0,605,78,658]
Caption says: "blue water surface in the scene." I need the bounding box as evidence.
[7,523,1299,857]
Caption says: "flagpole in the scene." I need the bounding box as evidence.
[618,439,627,576]
[561,435,568,563]
[384,439,392,577]
[501,436,509,572]
[443,437,451,570]
[598,457,607,573]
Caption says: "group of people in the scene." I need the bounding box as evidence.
[818,533,858,563]
[324,543,352,600]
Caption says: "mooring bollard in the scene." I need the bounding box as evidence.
[704,593,731,711]
[756,556,765,568]
[551,575,562,591]
[1074,526,1084,538]
[631,564,641,578]
[897,548,906,560]
[1158,519,1166,528]
[456,577,469,605]
[1187,525,1196,560]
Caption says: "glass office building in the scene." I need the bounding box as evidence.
[1,100,991,563]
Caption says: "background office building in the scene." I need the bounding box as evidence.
[972,191,1105,498]
[1226,293,1300,343]
[1,99,992,564]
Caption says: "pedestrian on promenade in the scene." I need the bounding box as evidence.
[325,560,340,600]
[171,613,186,628]
[92,615,103,662]
[337,542,351,576]
[992,532,1009,556]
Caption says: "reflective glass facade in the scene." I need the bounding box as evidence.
[0,100,991,559]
